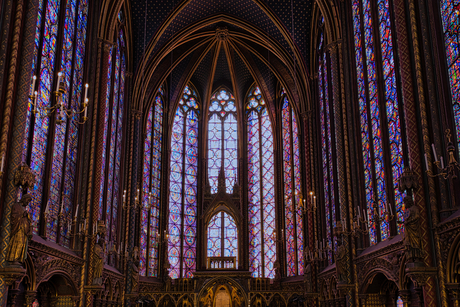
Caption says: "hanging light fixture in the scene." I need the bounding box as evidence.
[29,72,89,124]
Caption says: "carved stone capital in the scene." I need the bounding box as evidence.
[84,285,104,297]
[405,263,437,288]
[131,109,142,119]
[0,266,26,286]
[24,291,37,307]
[14,163,36,189]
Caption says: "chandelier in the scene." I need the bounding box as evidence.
[29,72,89,125]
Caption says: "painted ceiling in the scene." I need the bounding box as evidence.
[129,0,313,109]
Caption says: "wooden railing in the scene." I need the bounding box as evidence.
[207,256,237,270]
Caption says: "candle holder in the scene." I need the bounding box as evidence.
[304,240,329,263]
[425,129,460,180]
[28,74,89,125]
[73,218,87,239]
[298,192,317,215]
[122,190,128,210]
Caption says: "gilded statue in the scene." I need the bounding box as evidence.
[93,240,104,285]
[403,196,422,261]
[7,194,32,264]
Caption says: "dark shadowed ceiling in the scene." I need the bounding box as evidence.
[129,0,313,114]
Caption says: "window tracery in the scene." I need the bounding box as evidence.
[247,85,276,278]
[97,26,126,246]
[168,84,199,279]
[208,88,238,194]
[24,0,88,246]
[352,0,406,244]
[140,87,164,276]
[281,89,304,276]
[317,25,336,264]
[440,0,460,157]
[207,211,238,267]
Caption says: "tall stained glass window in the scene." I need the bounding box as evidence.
[97,27,126,246]
[247,86,276,278]
[317,27,336,264]
[24,0,88,246]
[281,89,304,277]
[207,211,238,267]
[440,1,460,157]
[168,84,199,279]
[208,88,238,194]
[352,0,405,244]
[140,88,164,276]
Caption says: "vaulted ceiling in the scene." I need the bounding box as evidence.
[129,0,314,115]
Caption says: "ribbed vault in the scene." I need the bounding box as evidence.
[132,17,311,127]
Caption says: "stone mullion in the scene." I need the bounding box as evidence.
[86,41,111,294]
[0,0,38,303]
[393,0,437,305]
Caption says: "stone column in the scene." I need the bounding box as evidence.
[25,291,37,307]
[392,0,438,304]
[124,111,141,305]
[0,0,39,302]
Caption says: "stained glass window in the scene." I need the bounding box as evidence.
[247,85,276,278]
[440,1,460,158]
[352,0,405,244]
[281,89,303,277]
[24,0,88,246]
[97,27,126,248]
[208,88,238,194]
[168,84,199,279]
[140,90,163,277]
[318,28,336,265]
[207,211,238,266]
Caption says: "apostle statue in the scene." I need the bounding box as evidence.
[403,196,422,261]
[93,239,104,285]
[7,194,33,264]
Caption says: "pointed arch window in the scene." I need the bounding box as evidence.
[281,89,304,277]
[97,26,126,246]
[440,1,460,157]
[140,87,164,277]
[247,86,276,278]
[352,0,406,244]
[207,211,238,267]
[208,88,238,194]
[317,25,336,264]
[23,0,88,246]
[168,85,199,279]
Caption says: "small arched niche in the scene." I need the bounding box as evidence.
[214,287,231,307]
[207,211,238,270]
